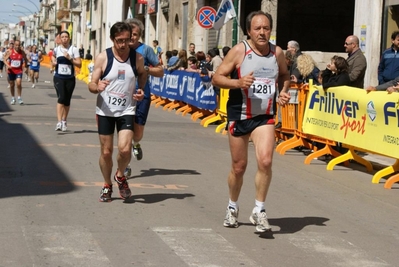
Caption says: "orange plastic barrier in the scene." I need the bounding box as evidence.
[200,88,229,134]
[275,81,347,166]
[41,55,51,68]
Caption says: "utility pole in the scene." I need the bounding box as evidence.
[131,0,135,17]
[232,0,239,46]
[89,0,92,51]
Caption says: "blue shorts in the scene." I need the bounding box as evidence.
[134,96,151,125]
[8,73,23,81]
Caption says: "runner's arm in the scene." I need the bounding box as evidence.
[212,43,254,89]
[88,51,107,94]
[3,51,10,68]
[136,53,148,89]
[146,46,164,77]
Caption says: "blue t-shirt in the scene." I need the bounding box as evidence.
[135,43,159,96]
[168,56,178,67]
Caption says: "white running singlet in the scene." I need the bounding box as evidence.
[96,50,137,117]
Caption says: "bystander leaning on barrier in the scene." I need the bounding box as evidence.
[366,76,399,93]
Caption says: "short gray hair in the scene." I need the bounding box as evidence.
[125,18,144,37]
[287,40,300,51]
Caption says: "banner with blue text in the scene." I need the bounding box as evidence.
[149,70,217,111]
[303,85,399,158]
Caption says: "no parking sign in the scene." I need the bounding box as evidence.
[197,6,216,29]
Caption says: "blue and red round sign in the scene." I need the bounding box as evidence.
[197,6,216,29]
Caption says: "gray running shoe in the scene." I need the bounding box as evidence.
[99,184,113,202]
[124,164,132,177]
[132,143,143,160]
[223,207,239,228]
[10,98,16,105]
[18,98,24,105]
[249,208,272,232]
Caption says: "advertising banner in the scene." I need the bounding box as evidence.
[149,71,217,111]
[303,85,399,158]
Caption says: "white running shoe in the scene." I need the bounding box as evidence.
[223,207,239,228]
[10,98,16,105]
[18,98,24,105]
[55,122,62,131]
[249,208,272,232]
[32,84,35,88]
[61,121,67,132]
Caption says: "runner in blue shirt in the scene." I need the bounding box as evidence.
[124,18,164,176]
[28,45,43,88]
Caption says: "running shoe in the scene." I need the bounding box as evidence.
[10,98,16,105]
[132,143,143,160]
[223,207,239,228]
[55,122,62,131]
[124,164,132,177]
[113,173,131,199]
[18,98,23,105]
[32,84,35,88]
[61,121,67,132]
[249,208,272,232]
[99,184,113,202]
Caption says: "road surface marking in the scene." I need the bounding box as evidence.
[153,227,261,267]
[22,225,111,267]
[289,232,389,267]
[38,181,188,190]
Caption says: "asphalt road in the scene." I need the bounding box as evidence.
[0,67,398,267]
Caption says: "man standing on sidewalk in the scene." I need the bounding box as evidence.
[212,11,291,232]
[344,35,367,88]
[88,22,147,202]
[4,40,29,105]
[123,18,164,177]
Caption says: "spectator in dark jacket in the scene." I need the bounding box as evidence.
[345,35,367,88]
[287,40,302,80]
[378,31,399,85]
[322,56,351,89]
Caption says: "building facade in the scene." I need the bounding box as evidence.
[2,0,399,87]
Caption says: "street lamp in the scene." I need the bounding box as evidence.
[13,3,35,15]
[26,0,40,12]
[12,9,30,17]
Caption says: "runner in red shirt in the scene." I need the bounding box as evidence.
[4,40,29,105]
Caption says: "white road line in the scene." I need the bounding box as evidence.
[152,227,261,267]
[22,226,111,267]
[289,232,389,267]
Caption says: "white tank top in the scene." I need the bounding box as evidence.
[228,40,279,120]
[96,50,137,117]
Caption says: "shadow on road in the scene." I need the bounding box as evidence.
[123,193,195,204]
[129,168,201,179]
[239,216,329,239]
[0,93,75,198]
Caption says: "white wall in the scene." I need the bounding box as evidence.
[353,0,384,87]
[105,0,124,49]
